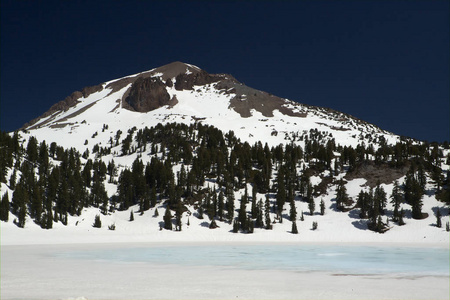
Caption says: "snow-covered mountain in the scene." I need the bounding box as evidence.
[1,61,449,246]
[22,61,399,151]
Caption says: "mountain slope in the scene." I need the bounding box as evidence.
[1,62,449,246]
[22,61,399,151]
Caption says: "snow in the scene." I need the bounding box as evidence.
[3,64,449,299]
[1,241,448,300]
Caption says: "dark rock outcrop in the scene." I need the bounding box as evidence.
[124,77,171,112]
[175,70,222,91]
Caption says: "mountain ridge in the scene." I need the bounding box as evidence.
[1,62,448,245]
[21,61,397,151]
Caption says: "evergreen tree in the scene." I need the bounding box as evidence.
[226,186,235,223]
[374,182,387,215]
[175,200,183,231]
[308,197,315,216]
[9,169,16,189]
[150,186,157,208]
[390,181,403,222]
[435,208,442,228]
[93,214,102,228]
[291,221,298,234]
[276,167,286,221]
[289,199,297,221]
[247,216,254,233]
[335,180,348,211]
[264,195,272,230]
[320,199,325,216]
[42,209,53,229]
[129,210,134,221]
[164,207,172,230]
[26,136,38,162]
[218,190,224,221]
[154,208,159,217]
[1,192,9,221]
[209,218,218,229]
[376,215,383,233]
[404,166,424,219]
[251,184,257,218]
[232,219,239,233]
[238,195,247,230]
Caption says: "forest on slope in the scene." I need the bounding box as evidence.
[1,123,449,235]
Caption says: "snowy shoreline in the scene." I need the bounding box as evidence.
[2,241,449,300]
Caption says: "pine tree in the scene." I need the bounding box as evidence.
[308,197,315,216]
[154,208,159,217]
[175,200,183,231]
[276,167,286,220]
[93,214,102,228]
[291,221,298,234]
[164,207,172,230]
[255,199,264,228]
[218,190,224,221]
[247,216,254,233]
[232,219,239,233]
[150,186,157,208]
[300,211,304,221]
[209,218,218,229]
[9,169,16,189]
[264,195,272,230]
[288,199,296,221]
[335,179,348,211]
[1,192,10,221]
[238,195,247,228]
[390,181,402,222]
[129,210,134,221]
[435,208,442,228]
[226,190,235,224]
[374,181,387,215]
[320,199,325,216]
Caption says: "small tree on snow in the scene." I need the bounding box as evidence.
[291,221,298,234]
[93,215,102,228]
[129,211,134,222]
[435,209,442,228]
[320,199,325,216]
[163,207,172,230]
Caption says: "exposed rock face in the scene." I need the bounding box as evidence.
[24,84,103,129]
[175,70,222,91]
[153,61,201,81]
[124,77,171,112]
[217,80,307,118]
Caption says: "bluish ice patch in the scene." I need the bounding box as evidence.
[57,244,449,276]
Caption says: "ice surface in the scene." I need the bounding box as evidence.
[2,243,449,300]
[58,244,449,276]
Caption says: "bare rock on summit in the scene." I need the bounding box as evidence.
[175,70,222,91]
[124,77,171,112]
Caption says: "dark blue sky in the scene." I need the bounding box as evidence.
[1,0,448,142]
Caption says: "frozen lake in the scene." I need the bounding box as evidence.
[2,243,449,300]
[59,243,449,276]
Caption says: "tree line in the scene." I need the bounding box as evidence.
[0,122,449,233]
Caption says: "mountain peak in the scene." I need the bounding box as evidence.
[22,62,398,150]
[152,61,202,80]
